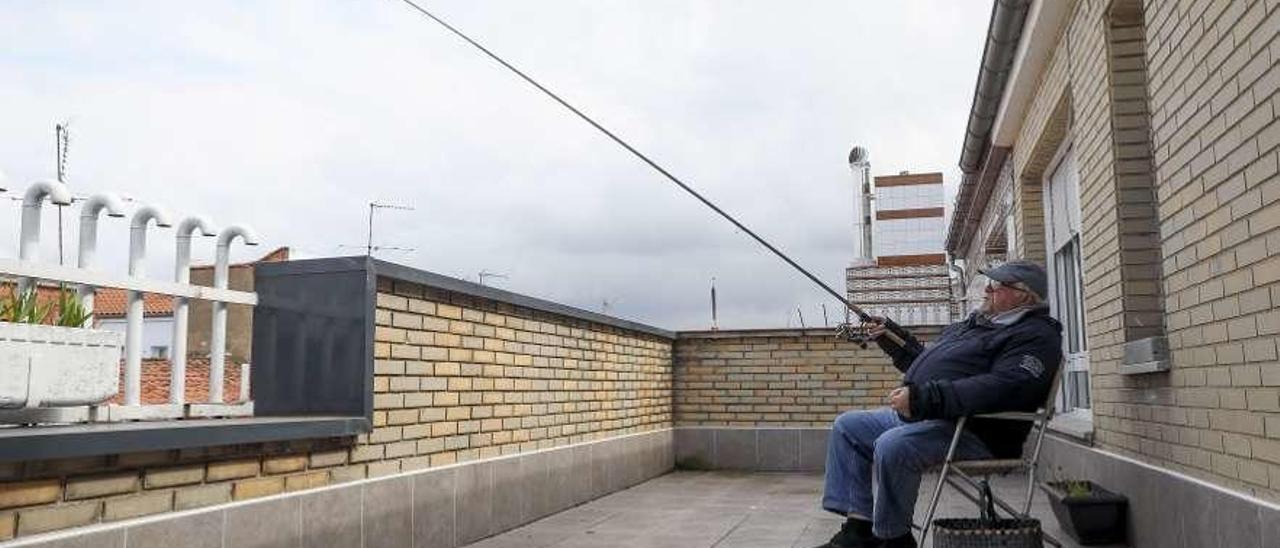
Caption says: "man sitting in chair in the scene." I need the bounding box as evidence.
[815,260,1063,548]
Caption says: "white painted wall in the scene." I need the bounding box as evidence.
[98,317,173,359]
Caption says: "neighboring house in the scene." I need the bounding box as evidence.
[186,246,289,364]
[93,289,175,360]
[846,171,953,326]
[91,246,289,364]
[948,0,1280,540]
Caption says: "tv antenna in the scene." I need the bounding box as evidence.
[477,270,507,286]
[363,201,414,257]
[55,121,71,265]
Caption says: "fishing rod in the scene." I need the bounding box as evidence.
[395,0,905,347]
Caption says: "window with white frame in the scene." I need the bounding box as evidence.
[1044,142,1090,414]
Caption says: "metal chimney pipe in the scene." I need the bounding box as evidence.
[17,181,74,293]
[124,205,174,406]
[848,147,874,266]
[171,216,217,406]
[77,193,127,311]
[209,225,258,403]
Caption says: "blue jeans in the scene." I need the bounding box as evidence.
[822,408,993,538]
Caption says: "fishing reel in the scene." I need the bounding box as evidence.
[835,322,873,349]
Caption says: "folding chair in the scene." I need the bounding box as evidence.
[917,369,1064,547]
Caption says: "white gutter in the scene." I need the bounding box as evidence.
[990,0,1072,147]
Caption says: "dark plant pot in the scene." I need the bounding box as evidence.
[1039,481,1128,546]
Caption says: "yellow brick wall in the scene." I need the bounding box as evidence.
[997,0,1280,502]
[1140,0,1280,499]
[673,328,940,426]
[0,276,674,541]
[370,277,673,466]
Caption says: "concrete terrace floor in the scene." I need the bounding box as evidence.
[462,471,1114,548]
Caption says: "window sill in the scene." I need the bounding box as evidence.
[0,416,368,462]
[1047,409,1093,446]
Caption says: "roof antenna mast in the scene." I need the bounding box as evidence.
[55,121,71,265]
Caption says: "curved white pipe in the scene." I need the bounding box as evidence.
[174,216,218,283]
[18,180,73,261]
[210,225,258,403]
[128,205,174,276]
[16,181,73,294]
[214,225,259,289]
[170,216,217,405]
[75,194,128,317]
[123,204,173,406]
[77,193,127,270]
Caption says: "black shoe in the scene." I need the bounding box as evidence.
[813,517,881,548]
[881,533,917,548]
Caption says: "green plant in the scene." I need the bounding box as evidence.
[53,286,92,328]
[1060,480,1093,497]
[1049,466,1094,497]
[0,285,91,327]
[0,286,53,324]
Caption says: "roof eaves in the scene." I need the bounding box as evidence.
[946,0,1032,256]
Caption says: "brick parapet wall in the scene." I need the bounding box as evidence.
[0,274,675,541]
[673,327,941,426]
[368,276,674,466]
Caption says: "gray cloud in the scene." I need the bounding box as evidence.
[0,0,989,330]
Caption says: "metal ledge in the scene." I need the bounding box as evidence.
[259,257,675,339]
[0,416,367,462]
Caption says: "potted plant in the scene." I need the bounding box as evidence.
[0,285,124,410]
[1039,474,1128,545]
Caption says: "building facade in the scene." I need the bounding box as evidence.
[948,0,1280,543]
[847,172,953,326]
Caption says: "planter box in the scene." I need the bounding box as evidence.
[0,322,124,409]
[1039,480,1128,545]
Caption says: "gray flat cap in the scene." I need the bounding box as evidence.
[980,260,1049,300]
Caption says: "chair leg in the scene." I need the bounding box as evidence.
[1022,463,1036,517]
[918,418,968,546]
[919,461,950,546]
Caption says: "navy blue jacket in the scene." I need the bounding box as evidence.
[877,306,1063,458]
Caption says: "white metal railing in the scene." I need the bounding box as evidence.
[1,180,260,424]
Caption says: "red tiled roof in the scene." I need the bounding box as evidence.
[106,356,245,405]
[92,289,174,318]
[6,247,289,320]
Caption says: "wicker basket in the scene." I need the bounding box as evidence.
[932,518,1043,548]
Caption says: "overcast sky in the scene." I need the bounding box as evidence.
[1,1,990,330]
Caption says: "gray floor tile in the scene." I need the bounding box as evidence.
[459,470,1097,548]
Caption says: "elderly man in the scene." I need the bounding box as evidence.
[815,260,1063,548]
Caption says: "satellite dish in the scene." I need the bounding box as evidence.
[848,146,869,165]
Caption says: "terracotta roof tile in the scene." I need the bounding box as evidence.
[93,289,174,318]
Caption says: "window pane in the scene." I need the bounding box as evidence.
[1071,371,1090,410]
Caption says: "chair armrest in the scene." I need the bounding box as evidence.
[971,411,1044,422]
